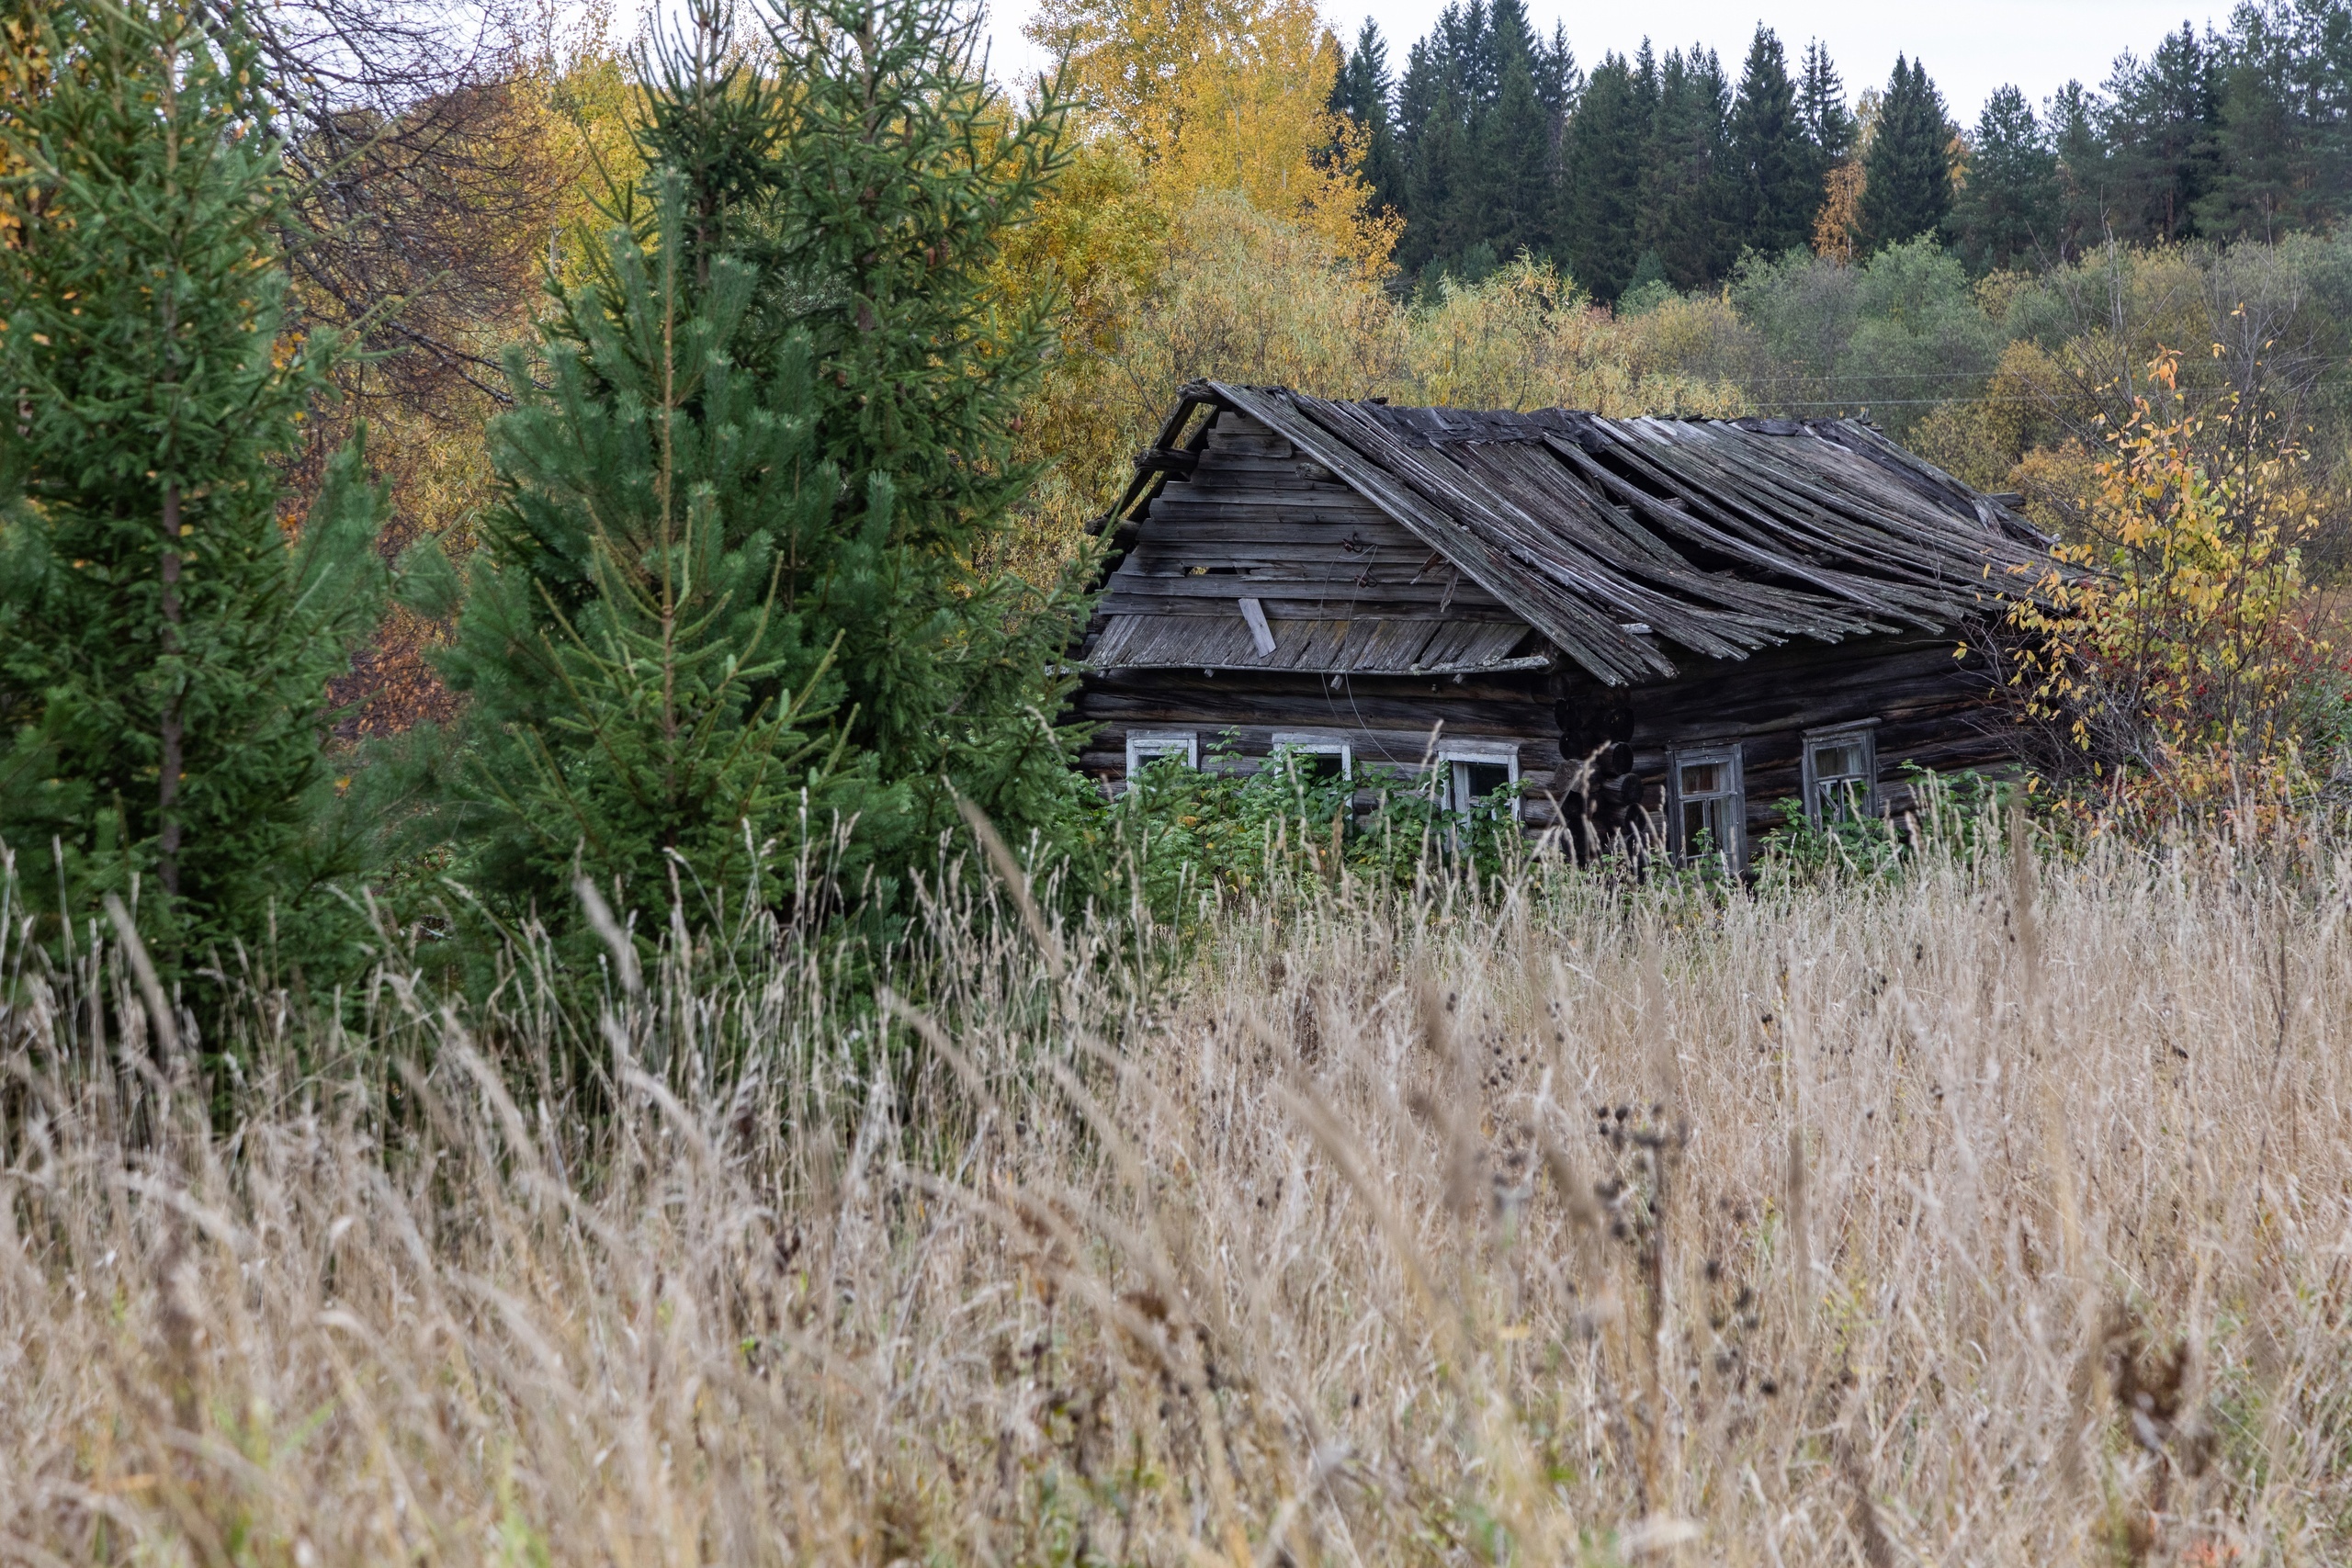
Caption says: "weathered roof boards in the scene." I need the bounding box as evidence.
[1074,381,2063,858]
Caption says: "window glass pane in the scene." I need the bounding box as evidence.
[1684,797,1734,854]
[1814,739,1864,779]
[1679,760,1723,795]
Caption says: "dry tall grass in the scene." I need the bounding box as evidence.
[5,812,2350,1565]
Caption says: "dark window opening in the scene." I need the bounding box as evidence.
[1292,751,1347,784]
[1454,761,1513,808]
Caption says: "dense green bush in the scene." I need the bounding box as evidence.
[1110,738,1531,929]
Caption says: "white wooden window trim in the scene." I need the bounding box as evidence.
[1271,730,1353,779]
[1125,729,1199,775]
[1801,720,1880,826]
[1667,743,1745,865]
[1435,739,1521,820]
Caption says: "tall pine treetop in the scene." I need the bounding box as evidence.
[1951,84,2059,272]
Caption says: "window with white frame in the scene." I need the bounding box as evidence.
[1270,731,1352,784]
[1802,722,1878,825]
[1125,729,1199,777]
[1668,744,1744,863]
[1435,739,1521,819]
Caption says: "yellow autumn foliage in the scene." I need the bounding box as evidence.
[1027,0,1390,268]
[2007,348,2341,810]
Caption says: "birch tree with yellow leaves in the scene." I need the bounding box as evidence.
[2006,347,2348,812]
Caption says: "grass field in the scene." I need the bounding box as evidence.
[5,808,2350,1565]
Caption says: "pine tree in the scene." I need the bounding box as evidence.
[0,0,390,978]
[2049,79,2110,259]
[427,0,1091,928]
[2199,13,2306,240]
[1558,50,1646,300]
[1855,55,1955,254]
[2198,3,2352,240]
[425,165,852,928]
[2104,25,2221,243]
[1730,27,1815,257]
[1950,85,2058,272]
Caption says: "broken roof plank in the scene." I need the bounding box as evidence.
[1209,383,1677,685]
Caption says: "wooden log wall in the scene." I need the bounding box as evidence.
[1552,630,2016,849]
[1077,631,2016,848]
[1074,666,1570,826]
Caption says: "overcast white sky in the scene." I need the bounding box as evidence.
[976,0,2213,125]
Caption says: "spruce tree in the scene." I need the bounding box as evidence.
[752,0,1091,883]
[1476,43,1556,261]
[1559,51,1646,300]
[1730,27,1815,257]
[1640,45,1736,288]
[1331,20,1406,219]
[1795,39,1859,204]
[1855,55,1956,254]
[1950,85,2058,272]
[1400,74,1472,277]
[0,0,390,978]
[1393,33,1456,275]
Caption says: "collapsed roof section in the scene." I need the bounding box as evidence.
[1088,381,2063,688]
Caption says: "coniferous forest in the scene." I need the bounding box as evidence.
[1340,1,2352,295]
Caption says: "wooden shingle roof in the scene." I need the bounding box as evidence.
[1090,382,2063,688]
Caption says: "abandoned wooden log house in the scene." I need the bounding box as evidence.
[1072,380,2065,862]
